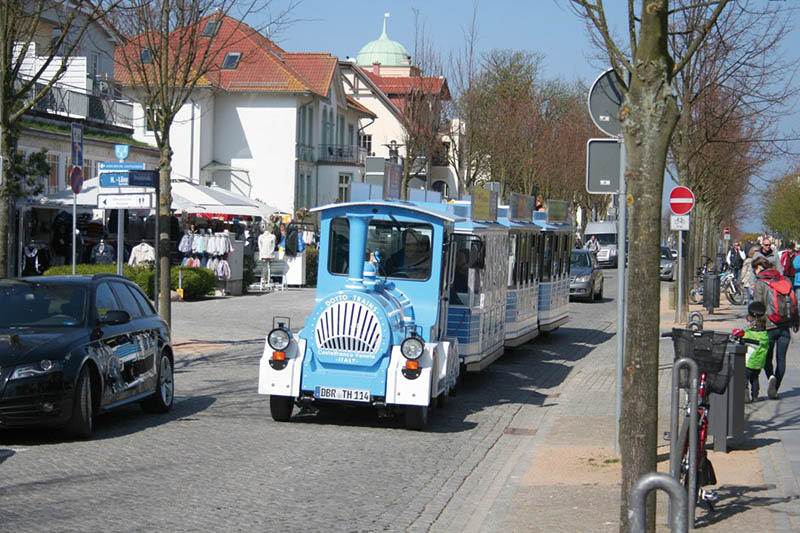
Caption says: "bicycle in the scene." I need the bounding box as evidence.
[720,269,745,305]
[662,327,758,513]
[689,257,714,304]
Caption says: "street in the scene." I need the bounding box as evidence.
[0,276,619,531]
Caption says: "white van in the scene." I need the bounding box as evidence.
[584,221,618,267]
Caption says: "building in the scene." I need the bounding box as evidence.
[341,14,458,197]
[118,15,376,212]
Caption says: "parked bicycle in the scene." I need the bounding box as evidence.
[662,326,758,512]
[689,257,714,304]
[720,268,745,305]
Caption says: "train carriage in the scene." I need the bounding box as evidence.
[258,201,461,429]
[533,211,574,332]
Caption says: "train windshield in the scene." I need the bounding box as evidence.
[329,218,434,281]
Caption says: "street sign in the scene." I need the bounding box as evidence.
[128,169,158,188]
[100,172,130,187]
[98,193,152,209]
[670,214,690,231]
[114,144,130,161]
[588,69,625,137]
[669,186,695,215]
[71,123,83,168]
[69,165,83,194]
[586,138,621,194]
[99,161,146,171]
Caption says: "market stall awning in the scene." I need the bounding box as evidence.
[17,178,279,218]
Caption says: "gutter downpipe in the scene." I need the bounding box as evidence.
[189,98,196,183]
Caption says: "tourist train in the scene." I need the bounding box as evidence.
[258,191,574,429]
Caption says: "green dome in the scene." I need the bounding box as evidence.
[356,14,410,67]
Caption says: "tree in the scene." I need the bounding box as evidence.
[109,0,294,325]
[763,172,800,239]
[567,1,732,530]
[0,0,117,275]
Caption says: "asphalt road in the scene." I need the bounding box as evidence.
[0,274,619,532]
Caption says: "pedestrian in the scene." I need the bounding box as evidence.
[742,302,769,403]
[753,256,799,399]
[727,241,745,280]
[740,246,758,306]
[584,234,599,254]
[753,237,779,271]
[779,241,797,277]
[793,245,800,315]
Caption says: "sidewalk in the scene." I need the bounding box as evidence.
[496,286,798,531]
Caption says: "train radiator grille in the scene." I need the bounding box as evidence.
[315,301,382,354]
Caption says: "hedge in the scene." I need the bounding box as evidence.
[43,264,215,301]
[305,245,318,287]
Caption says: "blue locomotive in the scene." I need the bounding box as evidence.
[258,193,573,429]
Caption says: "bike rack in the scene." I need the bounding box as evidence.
[670,357,699,528]
[629,472,688,532]
[687,312,703,329]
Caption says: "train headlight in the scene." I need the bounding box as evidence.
[268,328,291,351]
[401,336,425,360]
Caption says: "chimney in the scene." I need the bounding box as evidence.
[372,62,381,76]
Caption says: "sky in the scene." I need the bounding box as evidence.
[257,0,800,233]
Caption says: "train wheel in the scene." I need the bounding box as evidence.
[270,395,294,422]
[405,405,429,430]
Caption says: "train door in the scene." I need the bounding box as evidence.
[436,229,455,341]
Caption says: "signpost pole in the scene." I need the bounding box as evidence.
[154,183,160,311]
[678,230,683,322]
[72,190,77,275]
[615,140,626,456]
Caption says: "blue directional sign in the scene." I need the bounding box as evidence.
[100,172,130,187]
[99,161,145,172]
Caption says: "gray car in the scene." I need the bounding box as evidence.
[570,249,603,302]
[660,246,675,281]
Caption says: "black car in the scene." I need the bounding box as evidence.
[569,249,604,302]
[0,274,173,438]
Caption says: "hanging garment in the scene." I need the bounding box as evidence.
[22,245,50,275]
[178,233,192,253]
[128,242,156,266]
[258,232,276,260]
[91,243,116,265]
[216,259,231,280]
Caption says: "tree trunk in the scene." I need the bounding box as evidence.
[0,125,13,277]
[618,6,680,530]
[158,140,173,326]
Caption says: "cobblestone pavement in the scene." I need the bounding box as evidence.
[0,278,618,532]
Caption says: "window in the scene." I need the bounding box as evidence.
[348,124,354,147]
[140,48,153,64]
[202,20,220,37]
[308,107,313,145]
[145,106,157,133]
[221,52,241,70]
[128,284,156,316]
[571,251,591,269]
[337,174,351,203]
[328,218,434,281]
[432,142,449,166]
[110,282,143,318]
[94,283,120,320]
[359,133,372,154]
[47,153,59,192]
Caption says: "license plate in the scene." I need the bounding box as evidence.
[314,386,370,402]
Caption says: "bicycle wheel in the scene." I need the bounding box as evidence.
[689,287,703,304]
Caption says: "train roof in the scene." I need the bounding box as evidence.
[532,211,575,232]
[408,201,506,232]
[311,201,462,223]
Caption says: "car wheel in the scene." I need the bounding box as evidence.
[405,405,429,430]
[588,286,595,303]
[66,366,94,439]
[270,395,294,422]
[142,352,174,413]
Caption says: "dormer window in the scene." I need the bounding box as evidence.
[202,20,220,37]
[140,48,153,64]
[221,52,241,70]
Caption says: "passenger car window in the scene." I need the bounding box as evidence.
[95,283,120,320]
[110,282,144,318]
[128,284,156,316]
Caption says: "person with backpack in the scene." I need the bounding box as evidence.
[727,241,746,280]
[742,302,770,403]
[753,257,799,399]
[779,241,796,277]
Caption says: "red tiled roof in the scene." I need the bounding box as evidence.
[365,72,451,100]
[115,14,335,97]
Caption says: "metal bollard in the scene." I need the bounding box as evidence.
[670,357,698,527]
[629,472,688,532]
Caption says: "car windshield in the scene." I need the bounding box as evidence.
[587,233,616,245]
[0,282,87,328]
[571,252,591,269]
[661,247,672,260]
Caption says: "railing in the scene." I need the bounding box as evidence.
[24,81,133,129]
[317,144,366,165]
[296,144,314,162]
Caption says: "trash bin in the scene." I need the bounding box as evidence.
[703,272,721,310]
[715,253,726,273]
[708,342,746,452]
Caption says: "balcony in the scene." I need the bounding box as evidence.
[24,80,134,129]
[317,144,366,165]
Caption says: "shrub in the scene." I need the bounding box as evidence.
[243,255,256,290]
[170,266,215,300]
[305,245,318,287]
[44,263,214,301]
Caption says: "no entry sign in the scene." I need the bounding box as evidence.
[669,186,695,215]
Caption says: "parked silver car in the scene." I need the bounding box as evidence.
[660,246,675,281]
